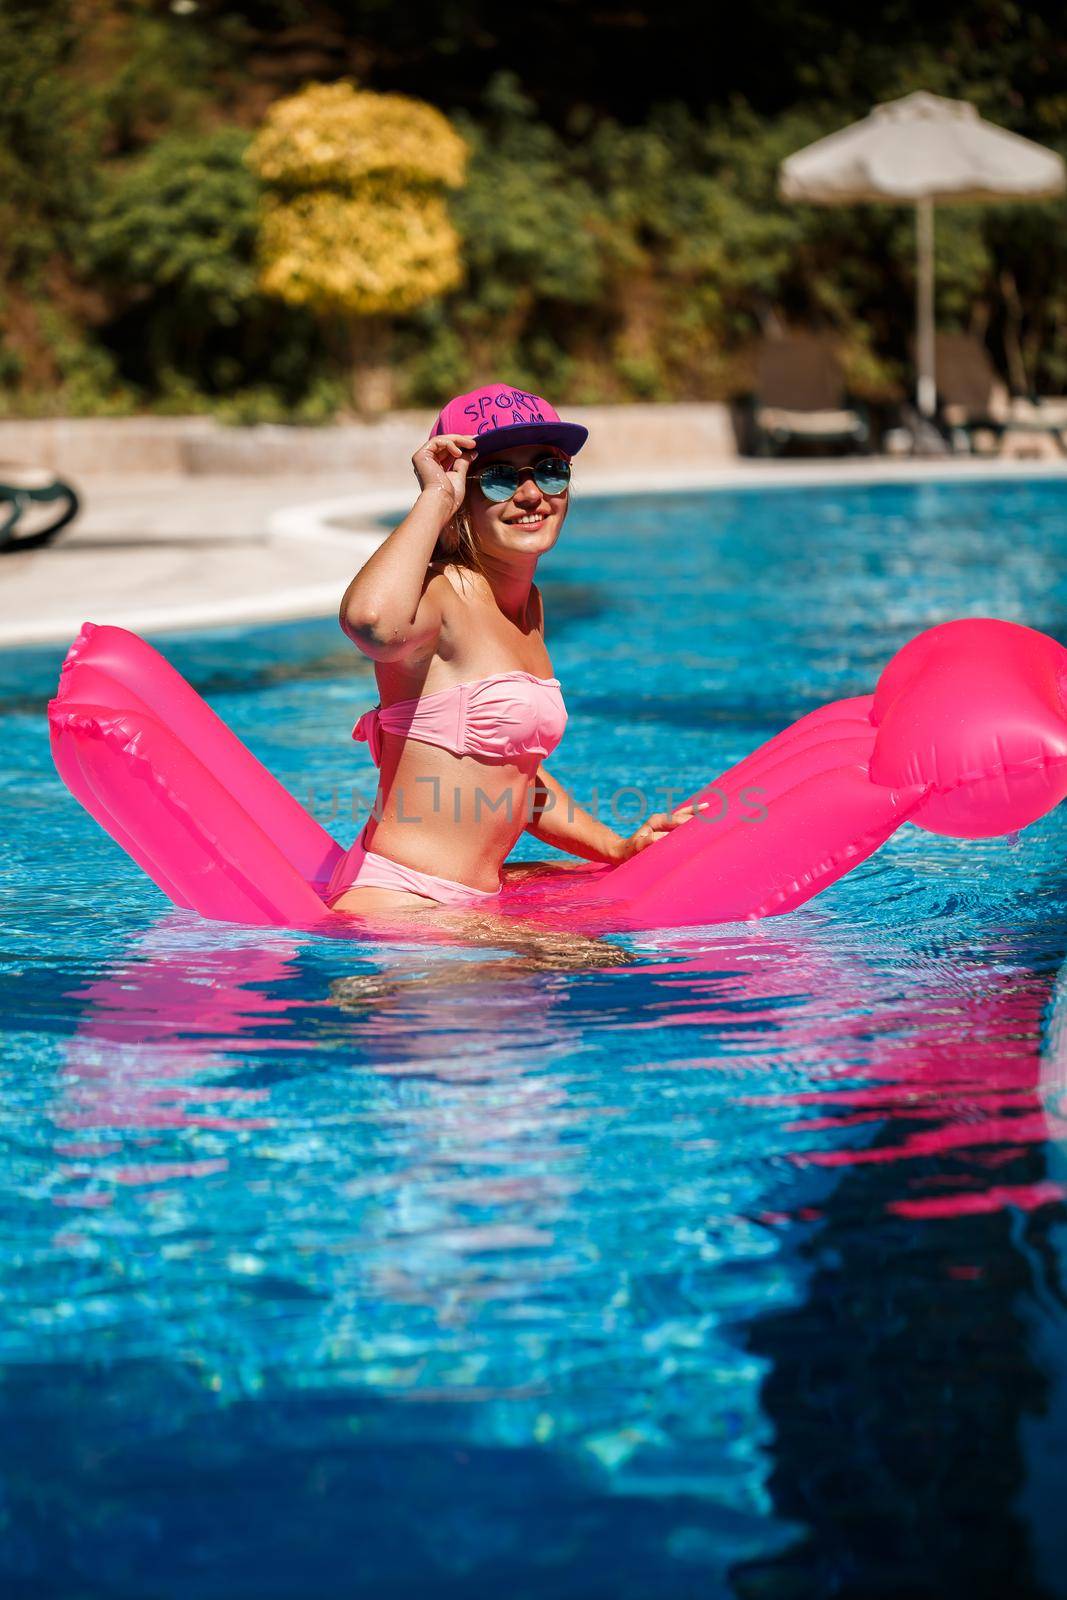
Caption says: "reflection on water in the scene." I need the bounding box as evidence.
[0,896,1063,1596]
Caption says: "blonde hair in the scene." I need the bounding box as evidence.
[431,500,490,581]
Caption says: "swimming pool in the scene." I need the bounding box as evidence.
[3,477,1067,1598]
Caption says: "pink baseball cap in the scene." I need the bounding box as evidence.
[430,383,588,458]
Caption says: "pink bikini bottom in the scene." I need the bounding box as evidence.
[325,826,502,909]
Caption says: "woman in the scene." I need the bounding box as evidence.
[327,384,701,916]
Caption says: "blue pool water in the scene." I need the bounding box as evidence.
[3,477,1067,1598]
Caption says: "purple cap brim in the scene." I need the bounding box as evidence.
[471,420,588,458]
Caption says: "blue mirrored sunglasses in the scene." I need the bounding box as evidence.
[471,456,572,502]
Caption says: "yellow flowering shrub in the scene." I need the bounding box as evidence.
[249,82,468,193]
[248,82,468,321]
[258,189,463,316]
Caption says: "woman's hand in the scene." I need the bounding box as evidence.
[612,801,710,863]
[412,433,477,519]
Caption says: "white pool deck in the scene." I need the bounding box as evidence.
[4,456,1067,649]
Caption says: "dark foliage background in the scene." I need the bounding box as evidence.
[5,0,1067,416]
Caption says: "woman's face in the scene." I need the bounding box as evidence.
[465,443,570,561]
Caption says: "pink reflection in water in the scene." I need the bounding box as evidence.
[53,921,289,1204]
[50,907,1066,1231]
[605,922,1063,1223]
[890,1179,1066,1219]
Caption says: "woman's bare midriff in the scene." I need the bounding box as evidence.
[361,738,538,891]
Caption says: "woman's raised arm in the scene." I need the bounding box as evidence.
[340,433,475,662]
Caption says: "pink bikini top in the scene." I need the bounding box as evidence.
[353,670,568,767]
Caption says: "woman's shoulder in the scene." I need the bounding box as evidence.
[426,559,489,606]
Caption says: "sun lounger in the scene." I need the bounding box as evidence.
[934,332,1067,455]
[747,334,870,456]
[933,332,1010,452]
[1004,395,1067,450]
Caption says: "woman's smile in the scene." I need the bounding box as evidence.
[505,510,550,528]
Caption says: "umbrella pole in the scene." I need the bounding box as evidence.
[916,196,937,417]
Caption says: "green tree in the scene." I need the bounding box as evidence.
[84,127,334,412]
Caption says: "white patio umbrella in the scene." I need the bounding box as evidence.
[779,91,1066,416]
